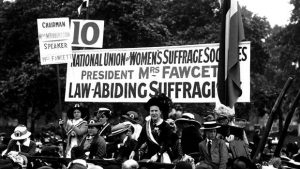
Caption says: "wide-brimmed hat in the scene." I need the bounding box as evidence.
[175,113,201,128]
[67,104,89,119]
[122,111,140,124]
[94,107,112,118]
[109,123,132,137]
[200,121,221,130]
[11,125,31,140]
[144,93,172,120]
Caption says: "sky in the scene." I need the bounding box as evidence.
[238,0,294,27]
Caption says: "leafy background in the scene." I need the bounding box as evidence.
[0,0,299,134]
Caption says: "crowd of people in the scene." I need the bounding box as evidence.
[0,94,300,169]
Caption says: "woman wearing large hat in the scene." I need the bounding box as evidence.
[129,93,174,163]
[121,111,142,141]
[175,113,203,159]
[5,125,36,157]
[60,104,88,158]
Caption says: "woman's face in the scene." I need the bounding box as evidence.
[97,112,108,125]
[149,105,162,122]
[73,109,82,120]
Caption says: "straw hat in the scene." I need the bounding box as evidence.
[94,107,112,118]
[11,125,31,140]
[175,113,201,128]
[200,121,221,130]
[109,123,132,137]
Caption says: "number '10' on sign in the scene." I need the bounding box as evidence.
[71,19,104,48]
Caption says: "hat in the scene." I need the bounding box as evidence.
[200,121,221,130]
[87,120,102,128]
[109,123,132,137]
[144,93,173,119]
[67,104,89,120]
[122,111,140,124]
[94,107,112,118]
[11,125,31,140]
[175,113,201,128]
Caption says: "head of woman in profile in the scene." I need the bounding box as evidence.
[144,93,173,123]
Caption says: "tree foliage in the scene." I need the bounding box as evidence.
[0,0,282,127]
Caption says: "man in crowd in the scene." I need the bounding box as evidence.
[80,120,107,159]
[198,121,228,169]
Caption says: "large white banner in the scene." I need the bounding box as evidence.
[65,42,250,103]
[37,17,72,65]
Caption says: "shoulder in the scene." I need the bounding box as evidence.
[215,139,226,145]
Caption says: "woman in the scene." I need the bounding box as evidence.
[129,93,174,163]
[60,104,88,158]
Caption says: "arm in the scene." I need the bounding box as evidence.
[158,122,173,154]
[19,141,36,157]
[4,139,15,156]
[133,125,147,152]
[219,140,229,169]
[73,121,88,136]
[93,136,106,159]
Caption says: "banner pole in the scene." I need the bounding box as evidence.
[56,64,65,157]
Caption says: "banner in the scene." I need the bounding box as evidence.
[65,42,250,103]
[37,17,72,65]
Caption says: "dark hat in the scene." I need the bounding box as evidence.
[175,113,201,128]
[109,123,132,137]
[94,107,112,118]
[144,93,173,119]
[67,104,89,120]
[122,111,140,124]
[87,120,102,129]
[200,121,221,130]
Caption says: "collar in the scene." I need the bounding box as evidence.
[23,138,30,147]
[206,139,212,144]
[123,136,128,144]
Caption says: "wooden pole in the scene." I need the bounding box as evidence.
[252,77,293,162]
[274,90,300,157]
[56,64,66,157]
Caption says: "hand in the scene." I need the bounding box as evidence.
[150,153,159,162]
[8,151,19,156]
[59,119,64,125]
[67,120,73,126]
[129,151,135,159]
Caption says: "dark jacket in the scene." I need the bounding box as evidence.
[5,139,36,157]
